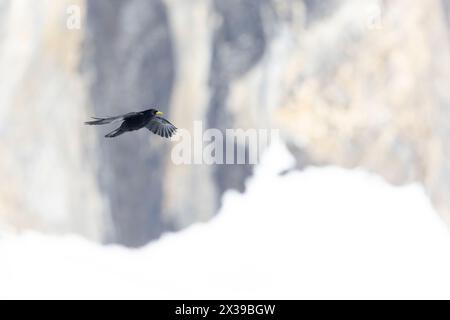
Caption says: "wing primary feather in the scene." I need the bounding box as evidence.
[145,116,177,139]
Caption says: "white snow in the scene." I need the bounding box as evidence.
[1,141,450,300]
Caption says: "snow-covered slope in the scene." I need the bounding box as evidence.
[1,142,450,300]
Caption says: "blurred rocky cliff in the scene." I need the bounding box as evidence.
[1,0,450,247]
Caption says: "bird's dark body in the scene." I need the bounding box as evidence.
[121,112,153,131]
[85,108,177,139]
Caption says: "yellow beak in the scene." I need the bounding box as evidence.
[156,111,164,116]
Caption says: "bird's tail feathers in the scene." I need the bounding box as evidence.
[105,127,125,138]
[85,117,116,126]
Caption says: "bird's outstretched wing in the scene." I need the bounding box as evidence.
[85,112,139,125]
[146,116,177,139]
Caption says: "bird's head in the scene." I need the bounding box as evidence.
[149,109,164,116]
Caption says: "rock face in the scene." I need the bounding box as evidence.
[0,0,105,239]
[1,0,450,246]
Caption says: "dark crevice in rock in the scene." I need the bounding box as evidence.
[443,0,450,33]
[83,0,175,247]
[303,0,341,26]
[208,0,269,199]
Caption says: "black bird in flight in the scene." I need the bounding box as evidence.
[85,108,177,139]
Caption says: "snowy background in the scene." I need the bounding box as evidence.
[2,142,450,300]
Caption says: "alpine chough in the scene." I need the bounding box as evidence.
[85,109,177,139]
